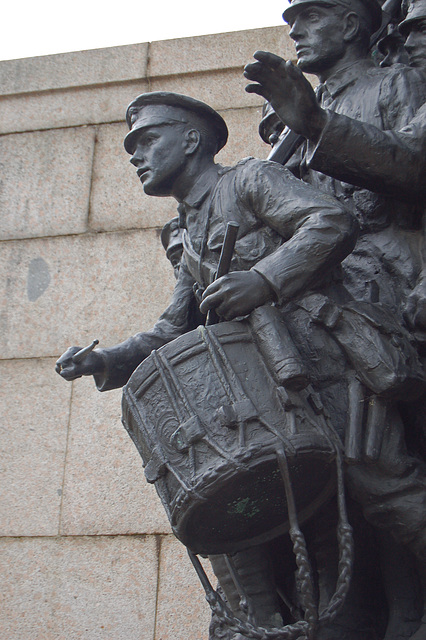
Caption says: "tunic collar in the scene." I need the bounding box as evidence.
[182,164,222,209]
[323,58,375,99]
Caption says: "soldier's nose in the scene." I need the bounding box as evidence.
[130,153,143,167]
[289,21,302,40]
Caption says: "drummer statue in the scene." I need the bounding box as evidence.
[56,92,425,640]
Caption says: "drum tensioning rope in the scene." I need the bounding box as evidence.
[187,430,354,640]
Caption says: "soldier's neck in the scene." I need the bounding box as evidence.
[317,50,368,83]
[173,157,218,203]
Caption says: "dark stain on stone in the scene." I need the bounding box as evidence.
[27,257,51,301]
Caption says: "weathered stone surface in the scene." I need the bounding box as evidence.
[150,68,263,113]
[0,43,149,96]
[0,358,70,536]
[60,376,170,535]
[0,27,289,99]
[0,535,158,640]
[155,535,215,640]
[0,26,292,135]
[149,26,295,77]
[0,68,263,136]
[0,127,95,241]
[0,80,148,135]
[0,230,175,360]
[217,106,270,166]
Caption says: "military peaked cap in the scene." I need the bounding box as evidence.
[160,217,183,257]
[283,0,382,33]
[399,0,426,34]
[124,91,228,155]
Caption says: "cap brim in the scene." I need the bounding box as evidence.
[283,0,323,23]
[283,0,381,31]
[124,117,185,154]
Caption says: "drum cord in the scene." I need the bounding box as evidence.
[276,445,318,634]
[189,549,311,640]
[309,400,354,627]
[320,460,353,625]
[188,427,354,640]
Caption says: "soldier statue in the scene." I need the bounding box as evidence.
[56,91,369,639]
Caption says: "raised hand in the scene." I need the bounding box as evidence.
[244,51,326,141]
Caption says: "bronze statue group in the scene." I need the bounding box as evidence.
[56,1,426,638]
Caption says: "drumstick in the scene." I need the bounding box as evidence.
[215,222,240,280]
[206,222,239,326]
[364,394,387,462]
[72,339,99,363]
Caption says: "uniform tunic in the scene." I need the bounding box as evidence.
[286,61,426,314]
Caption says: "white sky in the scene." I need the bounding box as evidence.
[1,1,288,61]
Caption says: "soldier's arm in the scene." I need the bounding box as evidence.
[244,52,325,142]
[200,159,358,319]
[245,53,426,201]
[247,160,358,304]
[306,105,426,201]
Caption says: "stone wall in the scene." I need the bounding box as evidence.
[0,26,295,640]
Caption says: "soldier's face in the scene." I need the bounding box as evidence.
[130,124,188,197]
[404,19,426,68]
[288,5,347,75]
[379,39,409,68]
[167,246,183,279]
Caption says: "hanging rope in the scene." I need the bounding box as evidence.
[187,414,354,640]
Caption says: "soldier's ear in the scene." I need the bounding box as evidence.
[184,129,201,155]
[342,11,361,42]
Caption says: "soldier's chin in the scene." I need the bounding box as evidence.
[141,178,157,195]
[143,181,169,197]
[296,56,316,72]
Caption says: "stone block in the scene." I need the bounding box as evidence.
[155,535,215,640]
[150,68,263,113]
[0,43,149,96]
[0,27,294,98]
[60,376,171,535]
[0,80,147,135]
[149,26,295,77]
[0,27,298,135]
[0,535,157,640]
[217,106,271,166]
[0,230,176,360]
[0,358,71,536]
[0,127,95,241]
[89,122,178,233]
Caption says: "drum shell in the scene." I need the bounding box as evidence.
[122,319,336,555]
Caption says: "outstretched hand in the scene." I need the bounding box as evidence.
[55,346,105,381]
[199,270,274,320]
[244,51,326,142]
